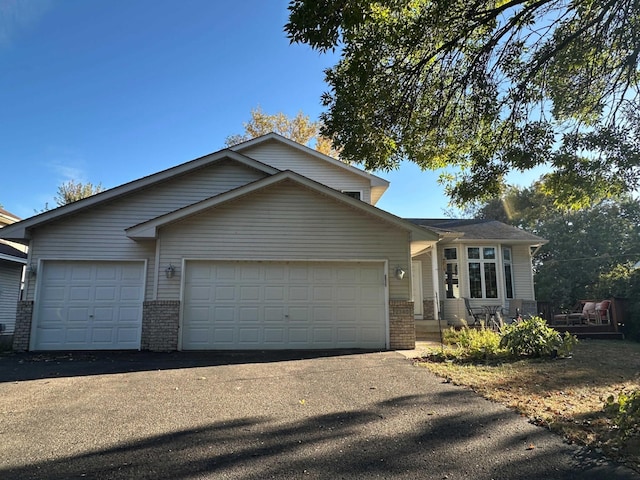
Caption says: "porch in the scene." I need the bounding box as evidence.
[415,298,626,341]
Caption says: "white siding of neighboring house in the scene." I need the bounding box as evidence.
[238,141,373,203]
[157,180,410,300]
[25,160,269,300]
[0,261,22,335]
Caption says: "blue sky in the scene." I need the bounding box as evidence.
[0,0,541,220]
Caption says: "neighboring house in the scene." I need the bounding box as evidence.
[0,134,545,352]
[0,208,28,346]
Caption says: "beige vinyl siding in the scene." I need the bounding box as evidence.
[0,262,22,334]
[413,251,434,300]
[511,244,536,300]
[157,179,410,299]
[25,160,268,300]
[240,142,373,203]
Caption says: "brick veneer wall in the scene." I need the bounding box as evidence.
[389,300,415,349]
[423,300,435,320]
[13,301,33,352]
[142,300,180,352]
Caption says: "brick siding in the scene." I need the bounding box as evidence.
[13,301,33,352]
[423,299,435,320]
[389,299,415,349]
[141,300,180,352]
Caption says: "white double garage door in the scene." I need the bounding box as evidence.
[33,260,388,350]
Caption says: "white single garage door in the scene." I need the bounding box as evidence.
[182,261,387,350]
[33,261,145,350]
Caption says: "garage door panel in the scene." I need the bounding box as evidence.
[289,306,310,321]
[238,306,259,321]
[312,328,333,342]
[214,286,235,300]
[288,328,308,343]
[183,261,387,350]
[337,327,357,342]
[312,286,332,301]
[240,286,260,301]
[91,328,114,343]
[120,285,143,301]
[96,266,118,280]
[213,306,235,322]
[264,306,285,321]
[69,265,92,280]
[264,328,285,343]
[289,286,309,301]
[68,307,90,322]
[213,328,234,343]
[238,328,259,343]
[117,306,142,322]
[34,261,144,350]
[70,286,91,301]
[265,285,285,301]
[311,306,332,322]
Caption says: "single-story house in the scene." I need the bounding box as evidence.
[0,134,546,352]
[0,208,28,346]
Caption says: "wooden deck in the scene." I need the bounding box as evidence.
[549,323,625,340]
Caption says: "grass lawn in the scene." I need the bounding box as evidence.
[415,339,640,472]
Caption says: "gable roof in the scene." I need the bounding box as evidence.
[406,218,547,245]
[126,170,439,251]
[229,133,390,203]
[0,242,27,264]
[0,150,279,242]
[0,207,20,227]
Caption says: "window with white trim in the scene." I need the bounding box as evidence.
[503,247,514,299]
[443,247,459,298]
[467,247,498,299]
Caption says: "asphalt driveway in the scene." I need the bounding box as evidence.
[0,349,638,480]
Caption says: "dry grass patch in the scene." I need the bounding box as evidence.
[416,339,640,472]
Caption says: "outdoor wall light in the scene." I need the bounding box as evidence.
[394,267,406,280]
[26,263,37,276]
[165,264,176,279]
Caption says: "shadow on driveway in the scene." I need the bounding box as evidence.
[1,351,638,479]
[0,349,379,383]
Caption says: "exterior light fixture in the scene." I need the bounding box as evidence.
[395,267,406,280]
[26,263,37,276]
[165,264,175,279]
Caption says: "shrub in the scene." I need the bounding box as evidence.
[605,390,640,440]
[442,326,503,361]
[500,316,578,358]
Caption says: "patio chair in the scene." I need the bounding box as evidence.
[554,300,596,325]
[463,297,485,325]
[595,300,612,324]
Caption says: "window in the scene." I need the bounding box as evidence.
[467,247,498,299]
[443,247,459,298]
[503,247,514,299]
[342,191,362,200]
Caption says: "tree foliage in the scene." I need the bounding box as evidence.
[286,0,640,208]
[225,107,341,157]
[55,180,105,206]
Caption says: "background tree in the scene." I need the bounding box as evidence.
[225,107,341,158]
[55,180,105,206]
[286,0,640,208]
